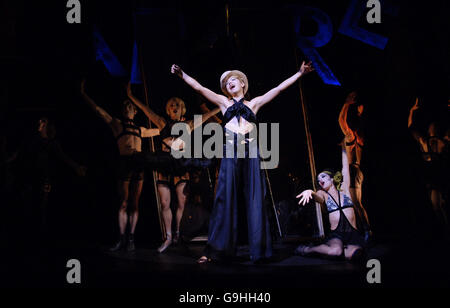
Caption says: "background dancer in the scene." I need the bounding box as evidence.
[408,98,448,227]
[81,80,159,252]
[127,83,220,252]
[11,117,86,240]
[338,91,371,241]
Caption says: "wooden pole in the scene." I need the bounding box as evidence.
[294,49,325,238]
[263,162,283,238]
[137,44,166,241]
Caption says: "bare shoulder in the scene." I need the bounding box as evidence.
[315,190,327,202]
[111,117,121,125]
[110,118,122,134]
[246,98,260,114]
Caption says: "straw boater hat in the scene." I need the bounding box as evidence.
[220,70,249,97]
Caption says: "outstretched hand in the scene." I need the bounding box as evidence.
[171,64,183,78]
[296,189,314,206]
[300,61,314,75]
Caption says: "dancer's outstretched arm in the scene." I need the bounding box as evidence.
[187,107,221,131]
[127,83,166,130]
[408,98,426,146]
[341,144,351,193]
[200,103,222,124]
[339,92,356,140]
[141,127,160,138]
[171,64,228,108]
[81,79,113,125]
[250,61,314,113]
[296,189,325,206]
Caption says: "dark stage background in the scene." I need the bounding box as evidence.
[0,0,449,287]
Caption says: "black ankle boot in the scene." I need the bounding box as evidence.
[109,234,126,252]
[127,234,136,252]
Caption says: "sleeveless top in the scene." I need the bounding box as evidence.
[222,98,257,126]
[325,191,354,213]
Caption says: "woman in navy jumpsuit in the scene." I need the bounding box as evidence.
[170,62,314,263]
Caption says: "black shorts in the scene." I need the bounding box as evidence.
[327,229,365,248]
[117,155,144,182]
[156,171,189,187]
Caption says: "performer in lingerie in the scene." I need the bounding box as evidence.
[127,83,220,253]
[338,92,371,241]
[170,61,314,263]
[408,98,448,227]
[295,145,365,262]
[81,80,160,252]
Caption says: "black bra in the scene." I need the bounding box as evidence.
[222,98,257,126]
[325,191,354,214]
[345,136,363,148]
[116,120,142,141]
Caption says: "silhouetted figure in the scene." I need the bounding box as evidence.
[408,98,448,228]
[12,117,86,240]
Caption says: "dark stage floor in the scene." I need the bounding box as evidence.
[2,235,450,289]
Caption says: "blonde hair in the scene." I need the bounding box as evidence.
[165,97,186,116]
[322,170,343,191]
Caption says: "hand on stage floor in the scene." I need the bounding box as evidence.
[296,189,314,206]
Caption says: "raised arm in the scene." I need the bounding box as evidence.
[341,143,350,193]
[250,61,313,112]
[200,102,222,124]
[171,64,228,108]
[140,127,160,138]
[187,106,222,131]
[127,83,166,129]
[339,92,356,139]
[81,80,113,125]
[408,98,425,143]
